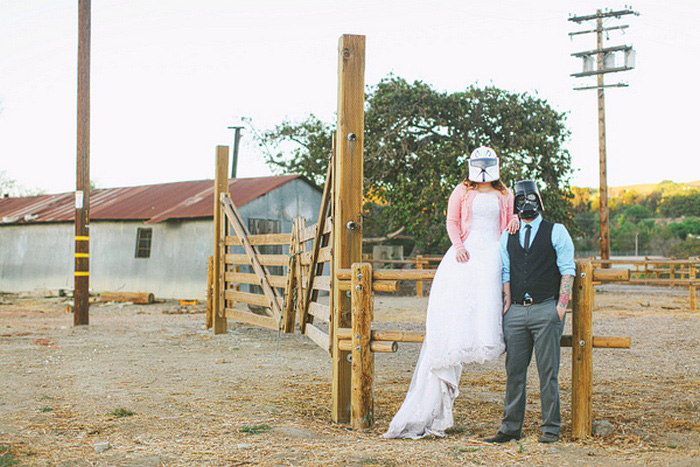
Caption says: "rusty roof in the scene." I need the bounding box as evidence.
[0,175,310,225]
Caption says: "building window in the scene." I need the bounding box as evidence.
[135,228,152,258]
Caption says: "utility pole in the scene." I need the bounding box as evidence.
[74,0,91,325]
[569,7,639,264]
[226,125,243,178]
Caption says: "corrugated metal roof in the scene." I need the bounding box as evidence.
[0,175,309,225]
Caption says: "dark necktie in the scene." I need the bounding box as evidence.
[524,224,532,252]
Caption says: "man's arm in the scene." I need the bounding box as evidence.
[552,223,576,320]
[556,275,574,320]
[502,281,511,315]
[500,230,511,315]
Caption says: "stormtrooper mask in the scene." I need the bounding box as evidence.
[468,146,500,183]
[514,180,544,220]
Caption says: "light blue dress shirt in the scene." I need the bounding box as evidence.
[499,214,576,284]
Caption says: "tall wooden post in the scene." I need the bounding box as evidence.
[596,10,610,266]
[74,0,91,326]
[212,146,229,335]
[571,260,594,438]
[351,262,374,429]
[331,34,365,423]
[689,263,696,311]
[206,256,213,329]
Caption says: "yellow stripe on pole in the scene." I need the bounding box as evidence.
[75,253,90,258]
[75,236,90,241]
[74,271,90,276]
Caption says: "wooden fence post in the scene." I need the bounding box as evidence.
[571,260,593,438]
[416,255,424,298]
[212,145,229,335]
[351,262,374,429]
[690,262,696,311]
[331,34,365,423]
[206,255,213,329]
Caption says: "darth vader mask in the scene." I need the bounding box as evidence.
[514,180,544,220]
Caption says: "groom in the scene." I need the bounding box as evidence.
[485,180,575,444]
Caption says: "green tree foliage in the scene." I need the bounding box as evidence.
[253,115,333,187]
[256,76,575,253]
[659,192,700,218]
[668,217,700,240]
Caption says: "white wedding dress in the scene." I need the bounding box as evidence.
[383,193,506,439]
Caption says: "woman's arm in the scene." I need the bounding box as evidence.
[504,190,520,234]
[446,185,466,250]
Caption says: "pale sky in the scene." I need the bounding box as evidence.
[1,0,698,195]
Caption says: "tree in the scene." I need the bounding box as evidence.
[256,76,575,253]
[659,191,700,218]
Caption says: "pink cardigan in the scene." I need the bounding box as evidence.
[445,184,518,251]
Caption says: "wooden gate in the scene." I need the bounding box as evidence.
[209,143,335,341]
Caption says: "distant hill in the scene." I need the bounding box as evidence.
[576,180,700,195]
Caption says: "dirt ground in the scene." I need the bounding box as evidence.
[1,285,698,466]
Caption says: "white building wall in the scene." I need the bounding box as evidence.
[0,178,322,299]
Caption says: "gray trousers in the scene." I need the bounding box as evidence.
[499,298,565,436]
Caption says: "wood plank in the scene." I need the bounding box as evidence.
[281,218,299,333]
[224,308,278,330]
[338,339,397,353]
[225,233,292,246]
[332,34,365,425]
[337,328,424,343]
[337,279,399,293]
[225,271,288,288]
[301,274,331,291]
[300,246,332,266]
[299,223,319,243]
[224,290,283,309]
[351,263,374,429]
[100,291,154,304]
[561,335,631,349]
[572,260,594,439]
[309,302,330,322]
[225,254,289,267]
[336,268,435,281]
[592,268,630,282]
[206,256,213,329]
[304,322,330,352]
[212,146,229,334]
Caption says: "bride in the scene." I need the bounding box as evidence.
[383,146,519,439]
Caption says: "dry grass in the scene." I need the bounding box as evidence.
[0,286,698,465]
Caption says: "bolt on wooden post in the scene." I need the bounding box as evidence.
[571,260,594,438]
[331,34,365,423]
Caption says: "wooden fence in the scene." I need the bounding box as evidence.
[335,260,631,436]
[364,254,699,309]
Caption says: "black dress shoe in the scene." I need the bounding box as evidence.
[483,432,521,443]
[538,433,559,443]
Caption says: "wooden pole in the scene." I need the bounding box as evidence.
[206,256,213,329]
[212,146,229,334]
[351,262,374,429]
[690,263,696,311]
[331,34,365,423]
[571,260,594,438]
[596,10,611,267]
[416,255,424,297]
[74,0,91,326]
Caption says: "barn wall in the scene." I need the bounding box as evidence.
[0,178,322,299]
